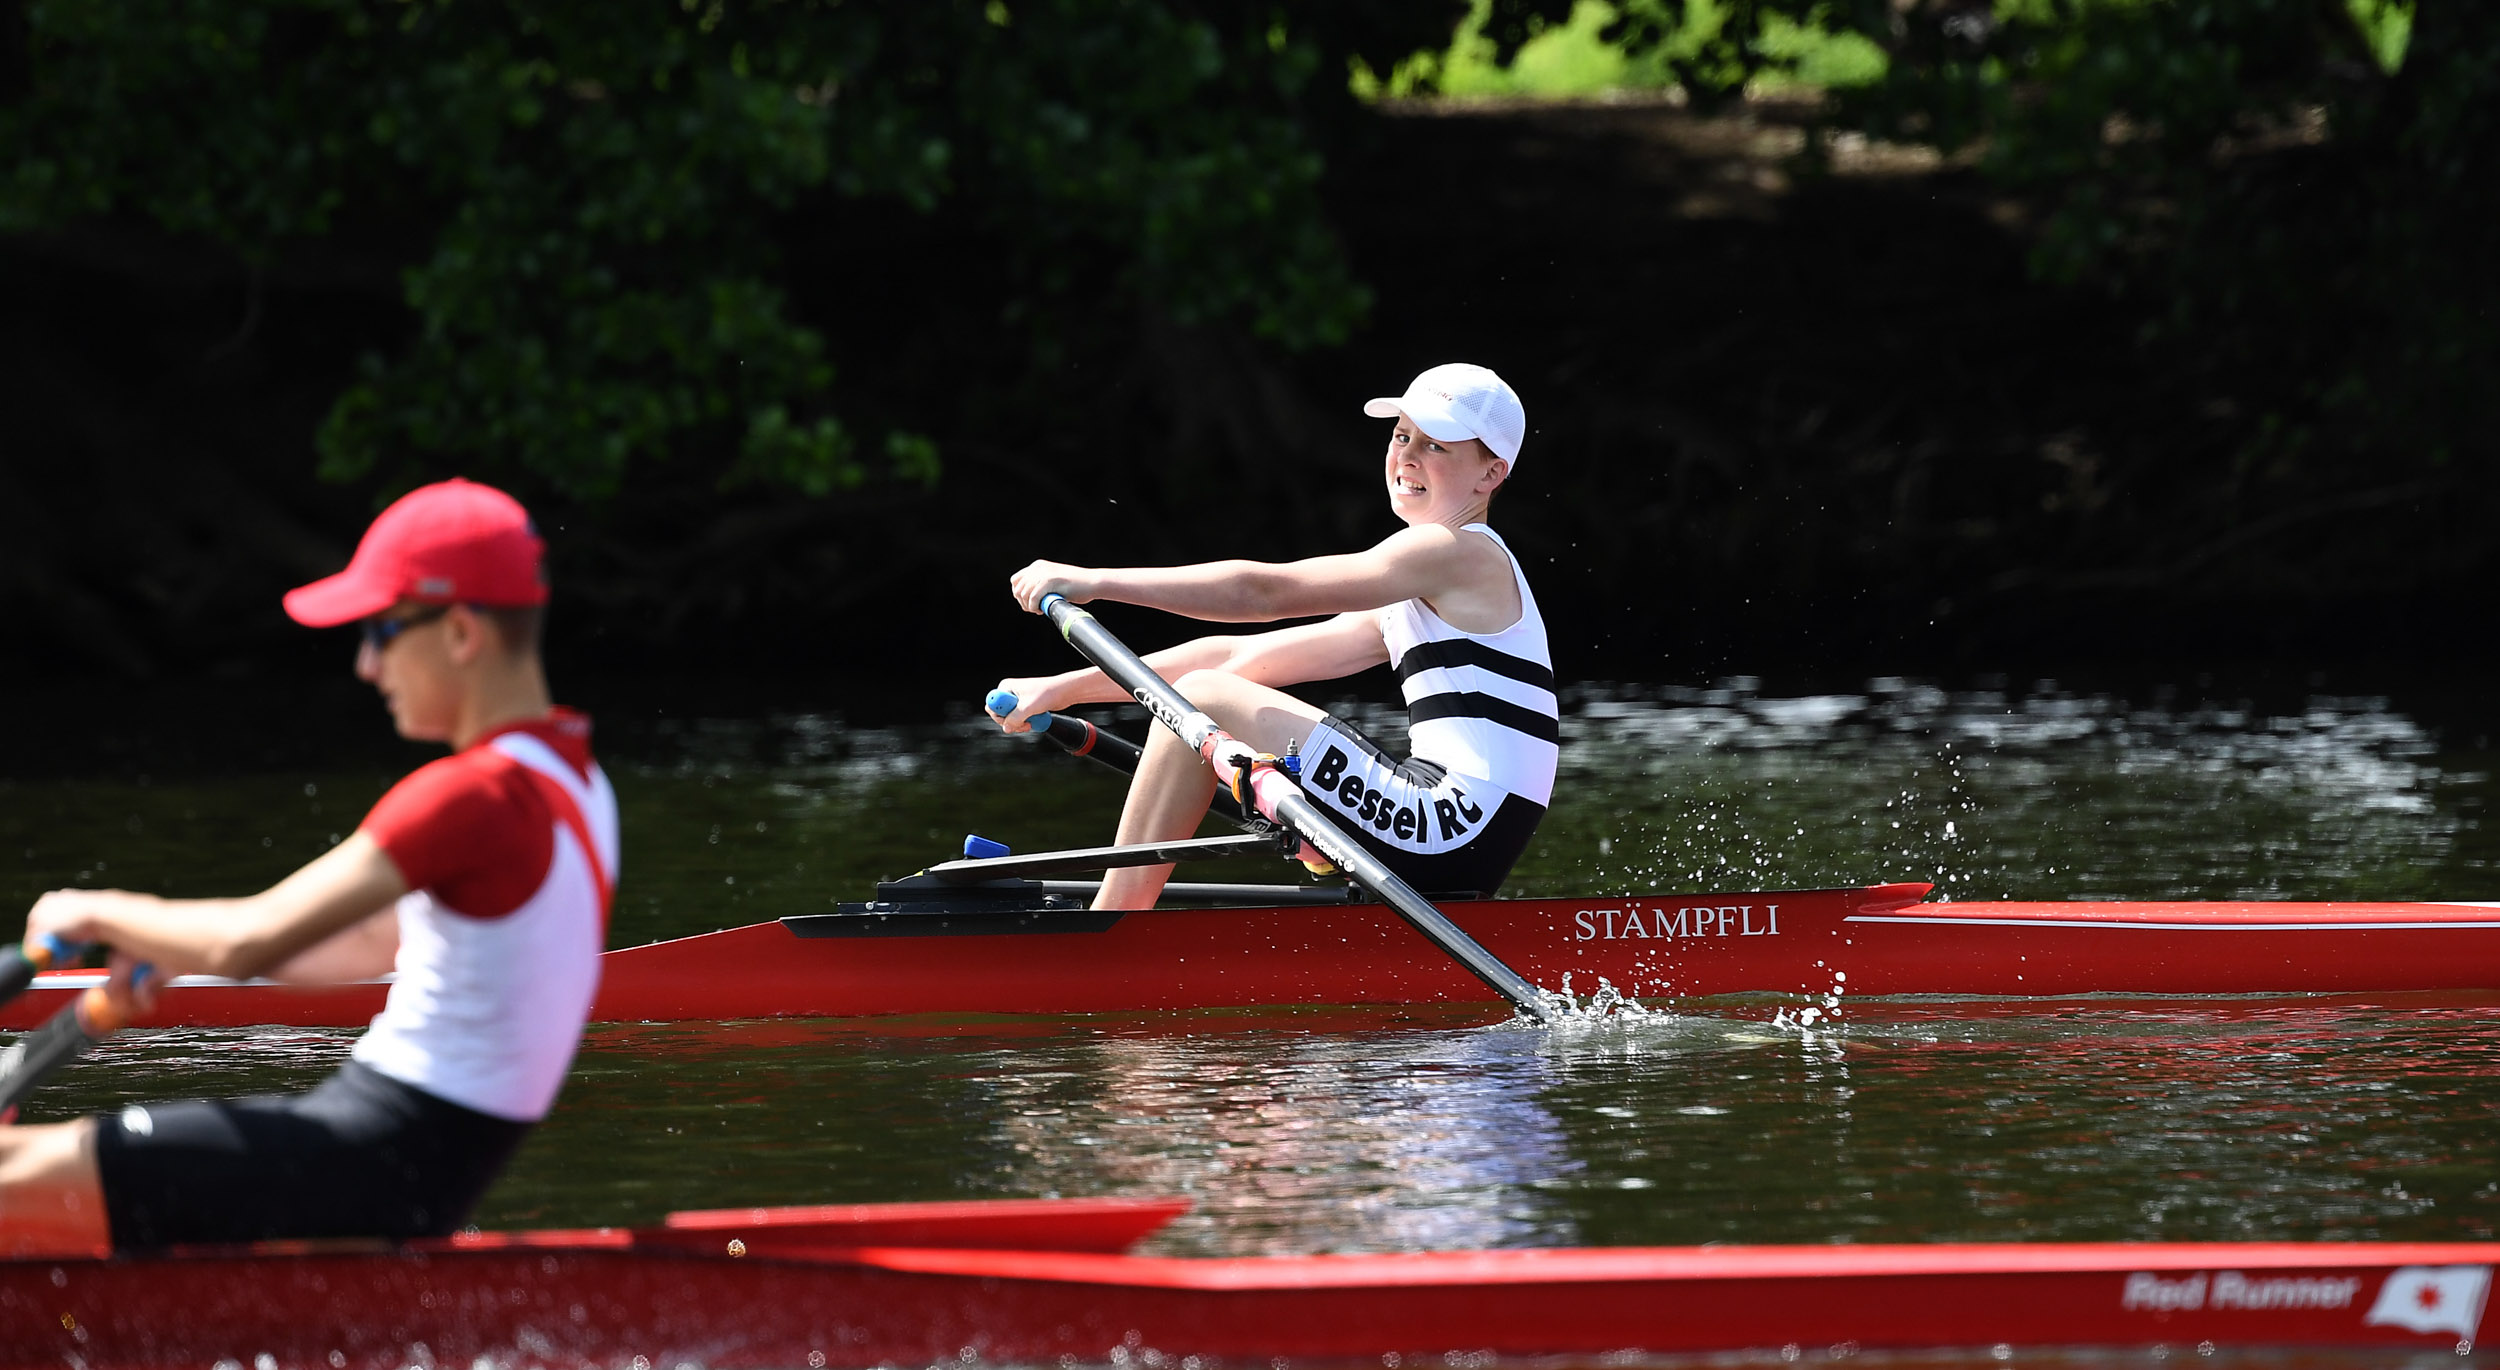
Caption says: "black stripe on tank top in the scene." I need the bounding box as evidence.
[1394,639,1558,694]
[1407,691,1563,745]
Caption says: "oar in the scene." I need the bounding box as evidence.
[1031,593,1552,1023]
[987,689,1144,771]
[0,953,149,1121]
[986,689,1253,828]
[0,933,81,1008]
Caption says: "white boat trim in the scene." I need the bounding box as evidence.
[1847,915,2500,932]
[30,973,396,990]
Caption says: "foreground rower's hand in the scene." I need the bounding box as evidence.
[23,887,147,952]
[1010,561,1097,614]
[104,951,161,1018]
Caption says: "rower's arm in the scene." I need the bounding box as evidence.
[995,613,1386,728]
[1199,611,1391,684]
[22,833,411,983]
[263,906,401,983]
[1011,525,1487,623]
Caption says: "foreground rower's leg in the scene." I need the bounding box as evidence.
[1095,670,1325,911]
[0,1119,111,1257]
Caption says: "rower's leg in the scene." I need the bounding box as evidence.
[0,1118,112,1256]
[1095,727,1221,911]
[1094,670,1325,911]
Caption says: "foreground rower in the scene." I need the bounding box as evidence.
[0,479,616,1256]
[993,363,1557,910]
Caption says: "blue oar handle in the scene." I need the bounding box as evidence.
[985,688,1054,734]
[0,934,89,1006]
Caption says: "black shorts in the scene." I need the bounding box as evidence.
[93,1059,533,1250]
[1297,712,1545,898]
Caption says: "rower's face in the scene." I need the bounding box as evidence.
[1383,415,1502,524]
[355,603,464,742]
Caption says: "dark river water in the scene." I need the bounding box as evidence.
[5,674,2498,1362]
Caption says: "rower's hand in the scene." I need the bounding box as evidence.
[1010,561,1096,614]
[24,887,125,951]
[24,889,158,1014]
[987,678,1058,734]
[104,951,160,1017]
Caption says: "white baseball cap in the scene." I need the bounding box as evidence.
[1364,363,1527,468]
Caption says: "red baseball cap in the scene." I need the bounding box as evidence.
[283,478,548,628]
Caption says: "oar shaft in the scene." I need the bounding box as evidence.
[989,688,1147,770]
[1269,787,1541,998]
[0,980,140,1118]
[1041,714,1143,770]
[1037,603,1223,756]
[985,690,1249,827]
[1036,594,1551,1022]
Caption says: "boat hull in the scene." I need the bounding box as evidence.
[1,1202,2489,1368]
[8,884,2500,1029]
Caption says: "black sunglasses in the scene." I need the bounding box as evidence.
[360,603,454,652]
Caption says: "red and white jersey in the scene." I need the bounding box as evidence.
[350,709,618,1122]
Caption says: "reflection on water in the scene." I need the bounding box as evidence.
[36,997,2500,1258]
[979,1031,1577,1255]
[6,681,2499,1298]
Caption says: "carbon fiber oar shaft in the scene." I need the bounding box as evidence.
[987,689,1253,828]
[0,979,140,1118]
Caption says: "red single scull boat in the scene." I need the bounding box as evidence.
[6,881,2498,1030]
[1,1196,2488,1367]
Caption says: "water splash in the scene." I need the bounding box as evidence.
[1767,966,1849,1033]
[1528,973,1668,1024]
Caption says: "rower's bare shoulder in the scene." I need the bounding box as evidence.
[1371,522,1478,563]
[1452,524,1520,582]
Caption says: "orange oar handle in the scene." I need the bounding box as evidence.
[74,979,142,1035]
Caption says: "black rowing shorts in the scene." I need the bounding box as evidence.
[1297,711,1545,899]
[93,1059,532,1251]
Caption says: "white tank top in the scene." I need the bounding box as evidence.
[1377,524,1559,806]
[352,732,618,1122]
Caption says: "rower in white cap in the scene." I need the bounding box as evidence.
[994,363,1558,909]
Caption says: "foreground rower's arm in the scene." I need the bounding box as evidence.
[995,612,1388,731]
[1011,524,1493,624]
[263,905,401,983]
[22,833,409,984]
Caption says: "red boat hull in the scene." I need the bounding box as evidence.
[1,1198,2488,1367]
[9,884,2500,1029]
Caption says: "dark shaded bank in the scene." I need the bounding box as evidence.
[3,96,2490,691]
[1324,99,2494,680]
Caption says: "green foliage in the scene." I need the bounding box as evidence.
[1800,0,2492,488]
[1353,0,1879,101]
[1,0,1443,502]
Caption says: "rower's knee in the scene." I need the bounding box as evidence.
[0,1118,110,1258]
[1175,670,1281,730]
[1172,668,1242,701]
[1172,671,1317,754]
[0,1117,99,1187]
